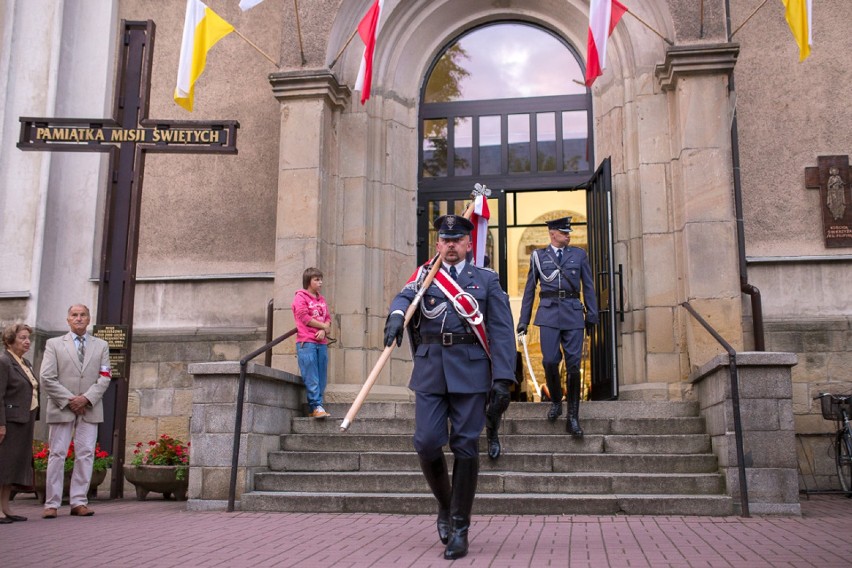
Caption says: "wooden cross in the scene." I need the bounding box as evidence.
[804,155,852,248]
[18,20,239,497]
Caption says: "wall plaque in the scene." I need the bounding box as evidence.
[805,155,852,247]
[93,324,129,350]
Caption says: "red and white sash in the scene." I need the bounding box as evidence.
[404,261,491,357]
[431,267,491,358]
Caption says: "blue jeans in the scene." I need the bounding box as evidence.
[297,342,328,410]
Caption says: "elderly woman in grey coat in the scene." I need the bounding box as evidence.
[0,323,38,523]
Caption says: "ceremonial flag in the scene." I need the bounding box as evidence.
[239,0,265,10]
[585,0,628,87]
[470,195,490,268]
[354,0,384,104]
[782,0,812,61]
[174,0,235,112]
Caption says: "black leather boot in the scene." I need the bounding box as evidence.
[419,454,452,544]
[544,363,563,422]
[444,456,479,560]
[566,370,584,437]
[485,424,501,460]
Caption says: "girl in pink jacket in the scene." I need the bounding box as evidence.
[292,268,332,418]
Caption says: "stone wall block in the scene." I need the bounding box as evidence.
[634,94,671,164]
[193,377,237,403]
[646,353,680,382]
[212,342,242,361]
[250,405,294,436]
[639,163,670,235]
[642,233,677,306]
[159,361,193,388]
[738,399,782,431]
[645,307,675,353]
[682,222,740,299]
[172,389,194,416]
[157,415,190,441]
[130,362,159,389]
[140,388,175,417]
[191,433,243,467]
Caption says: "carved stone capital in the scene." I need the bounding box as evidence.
[655,43,740,91]
[269,69,350,109]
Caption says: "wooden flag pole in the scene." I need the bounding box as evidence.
[625,10,674,46]
[730,0,770,39]
[338,253,442,432]
[233,28,280,68]
[293,0,307,65]
[329,28,359,69]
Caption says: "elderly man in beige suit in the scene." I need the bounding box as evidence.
[40,305,111,518]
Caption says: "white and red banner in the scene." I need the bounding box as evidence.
[470,195,490,268]
[354,0,385,104]
[585,0,628,87]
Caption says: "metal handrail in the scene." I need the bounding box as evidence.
[681,301,750,517]
[227,326,298,512]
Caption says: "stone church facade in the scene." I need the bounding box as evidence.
[1,0,849,490]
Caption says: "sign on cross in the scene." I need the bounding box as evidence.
[804,156,852,248]
[18,20,239,498]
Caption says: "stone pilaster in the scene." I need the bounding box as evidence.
[655,44,744,369]
[267,70,349,375]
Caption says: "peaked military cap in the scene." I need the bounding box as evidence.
[546,216,573,233]
[434,214,474,238]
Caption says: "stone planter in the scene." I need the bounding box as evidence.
[124,465,189,501]
[32,468,108,503]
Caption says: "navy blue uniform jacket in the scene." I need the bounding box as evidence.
[390,264,516,394]
[518,247,599,330]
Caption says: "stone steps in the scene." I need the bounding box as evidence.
[268,451,721,473]
[240,492,734,516]
[280,433,712,454]
[254,471,724,494]
[239,401,733,516]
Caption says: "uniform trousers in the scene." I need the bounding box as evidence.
[539,326,584,371]
[413,392,487,460]
[45,415,98,509]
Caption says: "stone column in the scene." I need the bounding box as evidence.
[655,45,744,369]
[267,70,349,376]
[690,352,800,515]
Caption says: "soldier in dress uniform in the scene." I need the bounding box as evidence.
[517,216,598,436]
[383,214,516,560]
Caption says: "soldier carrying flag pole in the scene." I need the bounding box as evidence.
[341,184,515,560]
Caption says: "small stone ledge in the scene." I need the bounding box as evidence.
[689,352,798,384]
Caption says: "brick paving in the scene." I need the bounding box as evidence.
[1,494,849,567]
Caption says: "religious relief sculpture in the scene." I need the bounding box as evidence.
[827,166,847,220]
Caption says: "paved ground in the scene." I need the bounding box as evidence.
[1,494,850,567]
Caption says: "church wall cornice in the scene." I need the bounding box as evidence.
[269,69,351,110]
[655,43,740,91]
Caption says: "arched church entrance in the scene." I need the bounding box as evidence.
[416,22,619,401]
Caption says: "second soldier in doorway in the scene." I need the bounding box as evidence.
[517,216,598,436]
[383,214,516,560]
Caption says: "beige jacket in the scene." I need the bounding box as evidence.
[40,332,111,424]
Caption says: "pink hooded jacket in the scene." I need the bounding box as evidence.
[292,289,330,344]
